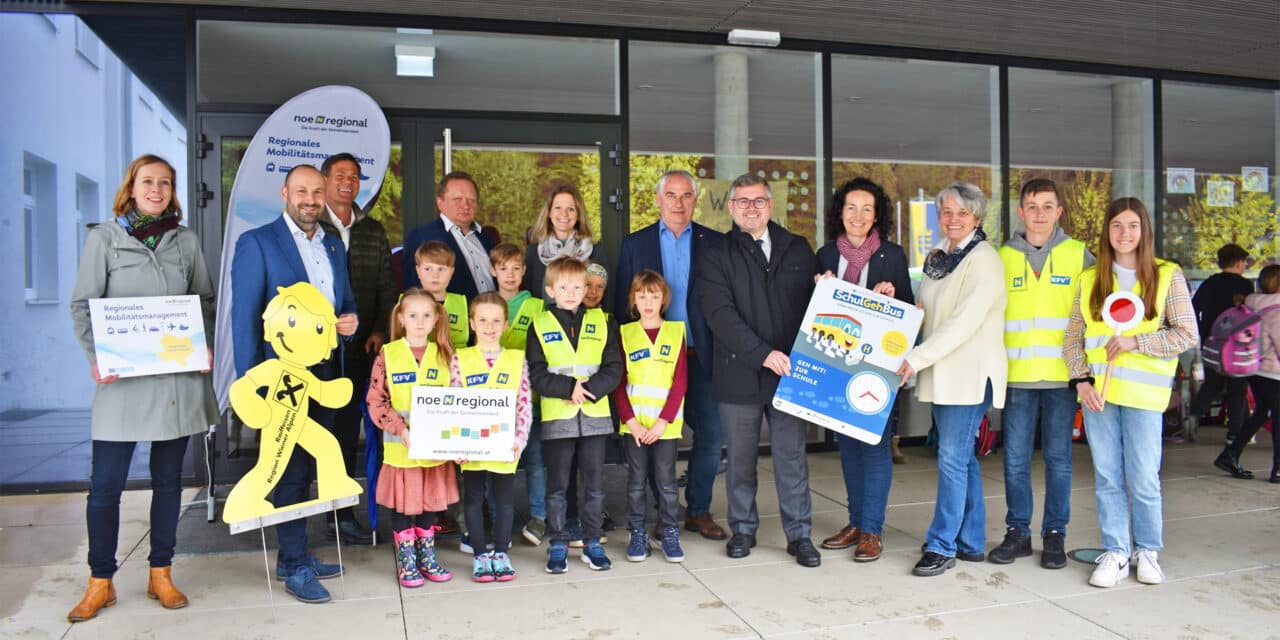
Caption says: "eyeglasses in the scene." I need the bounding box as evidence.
[730,197,771,209]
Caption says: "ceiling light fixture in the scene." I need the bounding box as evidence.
[395,45,435,77]
[727,28,781,47]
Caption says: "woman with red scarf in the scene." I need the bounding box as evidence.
[813,177,914,562]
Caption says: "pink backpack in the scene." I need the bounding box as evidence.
[1203,304,1280,377]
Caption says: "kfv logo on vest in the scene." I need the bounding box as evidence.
[391,372,416,384]
[542,331,563,343]
[1050,275,1072,285]
[629,348,651,362]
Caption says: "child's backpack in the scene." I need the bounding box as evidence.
[1203,305,1280,377]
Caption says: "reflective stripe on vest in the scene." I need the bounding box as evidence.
[620,320,685,439]
[1077,261,1178,412]
[1001,240,1086,384]
[382,339,449,468]
[502,297,544,350]
[457,346,525,474]
[534,308,610,421]
[445,292,469,349]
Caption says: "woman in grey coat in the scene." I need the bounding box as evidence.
[67,154,217,622]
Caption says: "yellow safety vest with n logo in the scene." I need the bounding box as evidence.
[1078,261,1178,412]
[1000,239,1086,383]
[382,339,450,468]
[620,321,684,439]
[503,297,544,350]
[457,346,525,474]
[534,308,610,421]
[445,292,470,349]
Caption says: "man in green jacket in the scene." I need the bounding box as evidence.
[319,152,398,544]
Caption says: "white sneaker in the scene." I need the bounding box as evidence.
[1089,550,1130,588]
[1135,549,1165,585]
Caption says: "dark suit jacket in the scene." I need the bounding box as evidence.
[231,216,357,378]
[613,221,723,370]
[400,217,497,297]
[815,239,916,305]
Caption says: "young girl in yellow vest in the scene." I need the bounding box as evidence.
[415,240,471,349]
[1062,197,1196,589]
[365,288,459,587]
[449,292,532,581]
[612,269,687,562]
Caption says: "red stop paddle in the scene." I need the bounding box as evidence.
[1099,292,1145,408]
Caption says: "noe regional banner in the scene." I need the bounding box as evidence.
[213,85,391,413]
[772,277,923,445]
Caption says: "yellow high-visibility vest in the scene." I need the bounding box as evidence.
[382,338,449,468]
[534,308,610,421]
[1000,239,1087,383]
[503,297,544,350]
[444,292,469,349]
[620,321,684,439]
[457,346,525,474]
[1078,261,1178,412]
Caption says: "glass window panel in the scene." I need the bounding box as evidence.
[629,43,823,246]
[1009,69,1154,253]
[198,22,618,115]
[831,55,1001,266]
[1163,82,1278,275]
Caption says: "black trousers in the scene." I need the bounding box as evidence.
[462,470,516,553]
[328,355,369,522]
[1193,368,1249,440]
[624,437,680,530]
[544,435,607,544]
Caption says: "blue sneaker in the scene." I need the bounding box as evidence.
[567,519,585,548]
[283,566,331,604]
[459,533,473,555]
[275,555,343,581]
[626,528,650,562]
[546,542,569,574]
[581,540,612,571]
[659,526,685,563]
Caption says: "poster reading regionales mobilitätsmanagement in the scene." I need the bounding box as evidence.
[772,277,923,445]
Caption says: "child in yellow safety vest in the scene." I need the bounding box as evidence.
[449,292,532,582]
[365,287,459,588]
[415,240,471,349]
[612,269,688,563]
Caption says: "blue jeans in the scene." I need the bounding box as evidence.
[519,417,546,520]
[87,437,189,578]
[1002,387,1076,537]
[683,353,723,517]
[836,411,894,536]
[925,382,992,557]
[1083,403,1164,556]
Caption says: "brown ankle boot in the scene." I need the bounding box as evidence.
[891,435,907,464]
[67,577,116,622]
[147,566,189,609]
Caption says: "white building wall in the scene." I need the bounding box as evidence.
[0,13,187,411]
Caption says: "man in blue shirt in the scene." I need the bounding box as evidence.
[614,170,727,540]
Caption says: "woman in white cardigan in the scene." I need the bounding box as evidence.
[897,181,1008,577]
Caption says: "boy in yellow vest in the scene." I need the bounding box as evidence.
[993,178,1095,569]
[527,256,624,573]
[415,241,471,349]
[489,242,548,544]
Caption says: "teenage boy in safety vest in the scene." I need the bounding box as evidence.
[415,241,471,349]
[490,242,549,545]
[526,255,624,574]
[613,269,687,563]
[452,293,532,583]
[992,178,1095,570]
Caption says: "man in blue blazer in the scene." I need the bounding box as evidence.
[613,169,728,540]
[231,165,358,605]
[400,171,498,296]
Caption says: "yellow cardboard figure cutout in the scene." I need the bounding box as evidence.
[222,282,363,524]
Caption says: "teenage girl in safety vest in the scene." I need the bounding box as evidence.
[1062,197,1197,589]
[366,288,459,588]
[613,269,687,563]
[451,292,532,582]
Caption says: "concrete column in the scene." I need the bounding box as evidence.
[1111,80,1148,201]
[714,51,749,179]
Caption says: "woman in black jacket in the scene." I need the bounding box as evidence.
[814,177,914,562]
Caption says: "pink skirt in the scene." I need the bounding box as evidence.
[375,462,459,514]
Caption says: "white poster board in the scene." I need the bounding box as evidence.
[88,295,208,378]
[408,387,518,462]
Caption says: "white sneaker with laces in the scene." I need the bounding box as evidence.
[1135,549,1164,585]
[1089,550,1130,588]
